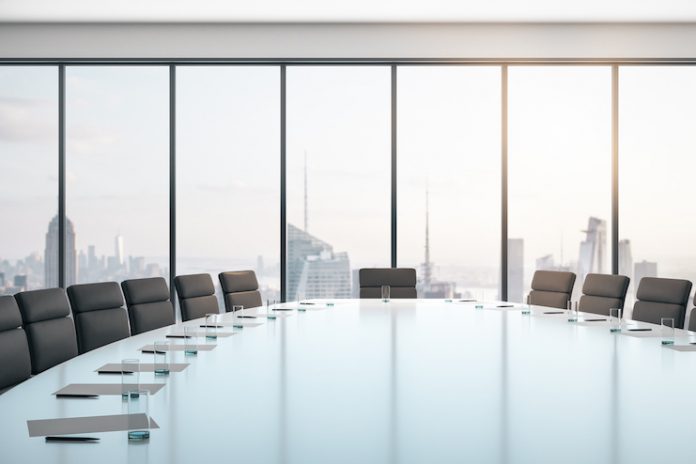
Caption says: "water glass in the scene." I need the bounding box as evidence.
[661,317,675,345]
[266,299,277,320]
[475,292,484,309]
[204,314,218,341]
[153,340,170,376]
[522,294,531,315]
[184,325,198,355]
[609,308,622,333]
[121,358,140,400]
[567,300,578,322]
[127,390,150,441]
[381,285,390,303]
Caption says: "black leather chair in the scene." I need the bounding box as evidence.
[578,273,630,316]
[67,282,131,353]
[122,277,175,335]
[632,277,692,329]
[15,288,78,374]
[687,294,696,332]
[174,274,219,321]
[359,268,417,299]
[528,270,576,309]
[218,270,262,312]
[0,296,31,393]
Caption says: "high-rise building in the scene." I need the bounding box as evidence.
[416,188,456,298]
[578,216,607,280]
[115,234,125,266]
[536,254,555,270]
[618,239,633,281]
[508,238,524,302]
[287,224,351,300]
[44,215,77,287]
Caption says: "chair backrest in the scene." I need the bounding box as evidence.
[632,277,692,329]
[67,282,131,354]
[359,268,417,299]
[0,296,31,392]
[15,288,78,374]
[529,270,576,309]
[174,274,219,321]
[121,277,175,335]
[688,294,696,332]
[578,273,630,316]
[218,270,262,312]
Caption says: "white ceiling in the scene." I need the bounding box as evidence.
[2,0,696,23]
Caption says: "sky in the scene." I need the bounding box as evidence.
[1,64,695,289]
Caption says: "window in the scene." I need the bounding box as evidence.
[0,66,58,292]
[66,66,170,284]
[397,66,501,300]
[619,66,696,310]
[177,66,281,305]
[508,66,612,302]
[286,66,391,300]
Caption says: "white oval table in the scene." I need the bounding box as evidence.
[2,299,696,464]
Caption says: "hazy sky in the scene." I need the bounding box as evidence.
[1,64,695,287]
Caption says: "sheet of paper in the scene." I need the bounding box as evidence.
[140,344,216,352]
[53,383,165,396]
[96,363,189,373]
[28,413,159,437]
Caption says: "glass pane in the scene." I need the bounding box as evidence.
[66,66,169,285]
[286,66,391,300]
[0,66,58,292]
[619,66,696,313]
[177,66,280,305]
[508,66,612,302]
[397,66,501,300]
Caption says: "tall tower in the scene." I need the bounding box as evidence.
[115,234,125,266]
[423,188,432,286]
[44,215,77,287]
[304,151,308,232]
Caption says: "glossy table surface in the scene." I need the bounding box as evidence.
[3,299,696,464]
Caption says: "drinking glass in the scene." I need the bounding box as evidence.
[522,294,531,315]
[381,285,390,303]
[204,314,218,341]
[266,299,277,320]
[567,300,578,323]
[153,340,170,376]
[184,325,198,355]
[609,308,622,333]
[475,291,484,309]
[127,390,150,441]
[121,358,140,400]
[661,317,675,345]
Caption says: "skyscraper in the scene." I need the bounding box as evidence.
[578,216,607,280]
[287,224,351,300]
[44,215,77,287]
[508,238,524,302]
[115,234,125,266]
[421,188,433,286]
[618,239,633,281]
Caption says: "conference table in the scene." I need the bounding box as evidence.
[2,298,696,464]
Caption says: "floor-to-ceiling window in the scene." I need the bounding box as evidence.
[65,66,170,285]
[507,66,612,302]
[286,66,391,300]
[177,66,281,306]
[0,66,58,292]
[6,61,696,304]
[619,66,696,314]
[397,66,502,300]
